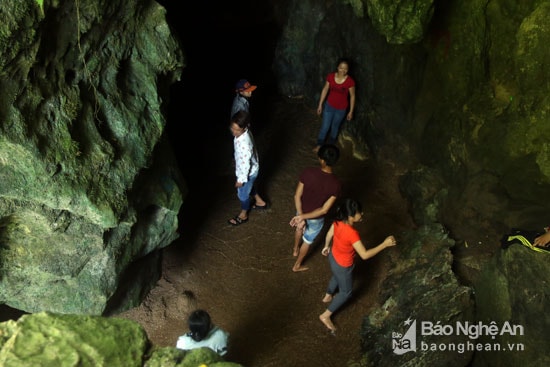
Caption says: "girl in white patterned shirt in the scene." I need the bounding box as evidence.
[228,110,267,226]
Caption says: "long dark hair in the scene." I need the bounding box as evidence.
[335,198,362,221]
[187,309,212,342]
[230,110,251,130]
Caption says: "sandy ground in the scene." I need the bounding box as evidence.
[118,96,415,366]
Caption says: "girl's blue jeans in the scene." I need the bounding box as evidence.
[237,172,258,211]
[317,102,346,146]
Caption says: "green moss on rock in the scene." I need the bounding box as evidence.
[0,313,245,367]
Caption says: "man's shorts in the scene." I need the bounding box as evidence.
[302,218,324,244]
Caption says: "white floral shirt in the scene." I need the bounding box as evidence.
[234,129,259,183]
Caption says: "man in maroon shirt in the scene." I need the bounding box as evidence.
[290,145,342,272]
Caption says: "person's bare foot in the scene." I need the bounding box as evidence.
[292,265,309,272]
[322,294,333,303]
[319,314,336,332]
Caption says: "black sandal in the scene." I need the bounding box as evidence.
[228,216,248,226]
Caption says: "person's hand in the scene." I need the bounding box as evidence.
[289,215,303,226]
[290,216,305,232]
[534,231,550,247]
[317,106,322,115]
[346,111,353,121]
[321,247,330,256]
[235,181,243,188]
[383,235,397,248]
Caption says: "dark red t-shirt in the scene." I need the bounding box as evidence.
[299,167,341,217]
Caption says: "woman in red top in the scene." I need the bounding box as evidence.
[314,58,356,152]
[319,198,396,333]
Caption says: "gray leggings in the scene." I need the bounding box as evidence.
[326,252,354,313]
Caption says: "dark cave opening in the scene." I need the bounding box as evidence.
[160,0,284,138]
[157,0,287,233]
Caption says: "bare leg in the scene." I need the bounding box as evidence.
[319,310,336,332]
[292,229,302,256]
[292,242,310,272]
[322,293,333,303]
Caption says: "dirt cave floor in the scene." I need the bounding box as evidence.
[117,96,421,367]
[0,97,505,365]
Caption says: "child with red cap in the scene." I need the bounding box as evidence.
[231,79,257,118]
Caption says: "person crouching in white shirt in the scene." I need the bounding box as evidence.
[176,309,229,356]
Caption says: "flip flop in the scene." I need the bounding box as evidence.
[228,216,248,226]
[252,203,269,210]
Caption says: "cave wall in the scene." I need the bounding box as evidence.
[273,0,550,249]
[412,0,550,238]
[0,0,185,314]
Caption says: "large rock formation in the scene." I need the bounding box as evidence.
[473,244,550,367]
[0,0,185,314]
[361,224,475,367]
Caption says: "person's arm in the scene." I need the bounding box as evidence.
[321,223,335,256]
[346,85,356,121]
[534,231,550,247]
[289,182,305,228]
[301,195,337,221]
[293,182,304,215]
[216,328,229,356]
[290,194,337,227]
[352,235,396,260]
[317,81,330,115]
[230,95,242,117]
